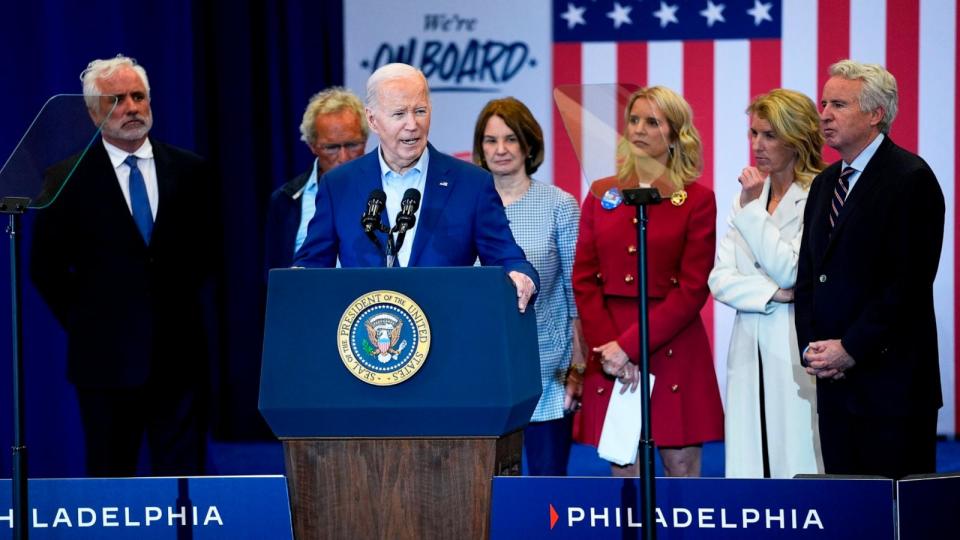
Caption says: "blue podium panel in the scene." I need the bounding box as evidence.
[0,476,292,539]
[491,477,895,539]
[259,267,541,437]
[897,473,960,539]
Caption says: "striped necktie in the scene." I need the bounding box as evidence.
[829,166,855,231]
[124,155,153,244]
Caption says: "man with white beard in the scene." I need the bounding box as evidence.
[31,55,216,477]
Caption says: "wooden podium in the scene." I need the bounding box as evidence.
[259,267,541,539]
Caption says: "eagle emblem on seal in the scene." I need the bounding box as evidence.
[364,314,406,363]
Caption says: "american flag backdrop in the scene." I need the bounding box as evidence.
[550,0,958,435]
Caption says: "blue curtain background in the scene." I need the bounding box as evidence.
[0,0,344,477]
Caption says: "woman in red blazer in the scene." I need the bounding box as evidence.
[572,86,723,477]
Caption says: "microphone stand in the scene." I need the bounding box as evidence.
[389,212,417,267]
[392,230,407,261]
[385,233,396,268]
[622,187,661,540]
[363,225,394,268]
[386,229,406,268]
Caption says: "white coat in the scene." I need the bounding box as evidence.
[708,178,823,478]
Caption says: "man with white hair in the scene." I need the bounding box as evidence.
[30,55,214,477]
[796,59,945,478]
[294,63,538,310]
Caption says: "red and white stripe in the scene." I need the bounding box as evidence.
[552,0,958,435]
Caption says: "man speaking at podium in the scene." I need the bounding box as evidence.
[293,63,538,311]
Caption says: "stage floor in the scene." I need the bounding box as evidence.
[208,438,960,478]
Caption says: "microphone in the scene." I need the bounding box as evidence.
[391,188,421,259]
[361,189,387,234]
[393,188,421,235]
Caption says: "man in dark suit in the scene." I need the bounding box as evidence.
[293,63,539,311]
[796,59,944,479]
[264,87,368,272]
[30,56,214,477]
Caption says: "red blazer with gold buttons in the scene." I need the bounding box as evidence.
[572,177,723,447]
[573,178,716,359]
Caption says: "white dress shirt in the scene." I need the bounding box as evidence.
[842,133,884,196]
[378,147,428,267]
[102,138,159,219]
[294,159,319,253]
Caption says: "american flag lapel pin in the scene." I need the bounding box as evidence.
[439,180,448,187]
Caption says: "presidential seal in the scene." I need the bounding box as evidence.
[337,290,431,386]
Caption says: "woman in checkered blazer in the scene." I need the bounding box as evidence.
[473,97,584,476]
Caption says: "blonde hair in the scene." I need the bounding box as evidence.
[617,86,702,191]
[299,87,368,147]
[747,89,825,189]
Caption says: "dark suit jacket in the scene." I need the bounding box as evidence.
[795,136,944,417]
[264,169,310,272]
[30,138,214,388]
[293,144,539,288]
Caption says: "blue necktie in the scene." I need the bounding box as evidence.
[124,155,153,244]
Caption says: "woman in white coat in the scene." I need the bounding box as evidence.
[709,89,825,478]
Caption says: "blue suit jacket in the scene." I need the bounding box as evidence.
[293,144,538,288]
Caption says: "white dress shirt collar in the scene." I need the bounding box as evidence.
[376,146,429,267]
[102,137,158,218]
[102,137,153,167]
[842,133,884,195]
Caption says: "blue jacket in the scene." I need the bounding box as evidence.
[293,144,539,288]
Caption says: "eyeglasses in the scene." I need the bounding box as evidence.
[317,141,365,155]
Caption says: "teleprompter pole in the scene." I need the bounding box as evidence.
[2,197,31,540]
[622,187,661,540]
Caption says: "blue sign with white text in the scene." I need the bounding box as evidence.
[0,476,293,539]
[491,477,894,539]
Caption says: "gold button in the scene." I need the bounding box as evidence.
[671,384,679,393]
[666,348,673,357]
[632,217,638,224]
[597,387,605,395]
[627,245,637,254]
[624,274,635,283]
[669,276,679,286]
